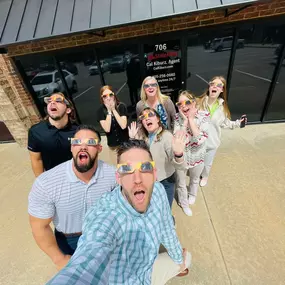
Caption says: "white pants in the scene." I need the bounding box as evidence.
[151,251,191,285]
[176,163,204,208]
[201,148,218,179]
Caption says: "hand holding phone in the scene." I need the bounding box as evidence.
[240,115,247,128]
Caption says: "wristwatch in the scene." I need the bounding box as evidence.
[108,111,112,115]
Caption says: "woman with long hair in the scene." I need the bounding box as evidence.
[174,91,210,216]
[136,76,176,130]
[97,85,129,165]
[196,76,247,187]
[128,107,185,207]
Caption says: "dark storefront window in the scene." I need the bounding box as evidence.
[96,45,140,118]
[229,23,285,121]
[144,39,182,101]
[186,27,233,97]
[265,44,285,120]
[17,54,68,115]
[56,49,102,127]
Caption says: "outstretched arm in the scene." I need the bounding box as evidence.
[47,212,116,284]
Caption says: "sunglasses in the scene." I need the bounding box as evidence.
[101,93,114,99]
[117,161,155,175]
[69,138,99,146]
[139,111,156,121]
[176,99,194,108]
[44,95,69,105]
[143,83,158,89]
[209,82,224,89]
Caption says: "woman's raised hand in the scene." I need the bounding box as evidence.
[128,121,139,139]
[172,130,186,156]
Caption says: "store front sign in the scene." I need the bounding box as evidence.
[144,39,182,99]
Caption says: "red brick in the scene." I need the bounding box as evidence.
[259,10,275,16]
[270,2,285,9]
[275,7,285,14]
[256,3,271,11]
[200,19,215,26]
[244,11,260,19]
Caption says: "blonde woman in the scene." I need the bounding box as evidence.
[197,76,247,187]
[136,76,176,130]
[174,91,210,216]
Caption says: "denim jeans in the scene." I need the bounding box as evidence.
[160,173,175,208]
[55,229,81,255]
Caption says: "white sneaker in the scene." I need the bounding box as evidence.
[182,207,192,216]
[188,195,196,205]
[200,177,208,187]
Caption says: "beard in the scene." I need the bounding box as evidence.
[73,152,97,173]
[48,112,66,121]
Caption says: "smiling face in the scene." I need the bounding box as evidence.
[177,94,193,117]
[116,148,156,213]
[101,88,115,105]
[143,78,158,99]
[141,110,160,134]
[71,130,102,173]
[209,78,224,100]
[46,94,70,121]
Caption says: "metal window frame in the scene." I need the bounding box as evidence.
[12,14,285,124]
[260,42,285,122]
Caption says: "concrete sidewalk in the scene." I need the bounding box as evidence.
[0,123,285,285]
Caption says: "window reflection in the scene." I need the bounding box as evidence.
[229,23,285,121]
[265,43,285,120]
[97,45,140,118]
[57,49,102,128]
[17,55,69,114]
[186,28,233,97]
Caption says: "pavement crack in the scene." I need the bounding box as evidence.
[201,187,233,285]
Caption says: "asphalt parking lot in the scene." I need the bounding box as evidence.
[69,44,284,126]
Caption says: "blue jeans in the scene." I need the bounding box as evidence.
[55,229,81,255]
[160,173,175,208]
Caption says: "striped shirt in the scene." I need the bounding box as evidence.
[28,159,116,234]
[174,111,210,168]
[47,182,183,285]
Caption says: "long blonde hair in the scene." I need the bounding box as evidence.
[140,76,169,104]
[178,90,196,102]
[197,76,231,119]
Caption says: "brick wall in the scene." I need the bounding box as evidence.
[0,0,285,146]
[6,0,285,57]
[0,55,40,146]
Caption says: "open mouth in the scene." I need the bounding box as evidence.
[211,89,217,94]
[134,190,146,202]
[147,89,155,94]
[182,108,189,115]
[146,121,153,127]
[78,152,89,163]
[50,107,58,111]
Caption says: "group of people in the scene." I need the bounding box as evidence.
[27,74,246,284]
[96,75,246,216]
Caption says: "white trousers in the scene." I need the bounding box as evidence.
[151,251,191,285]
[201,148,218,179]
[176,163,204,208]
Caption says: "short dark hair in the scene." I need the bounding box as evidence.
[117,139,153,163]
[75,124,101,142]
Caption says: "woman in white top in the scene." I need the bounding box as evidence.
[128,107,185,207]
[174,91,210,216]
[136,76,176,130]
[197,76,247,187]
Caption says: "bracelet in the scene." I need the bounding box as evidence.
[174,153,183,158]
[107,111,112,115]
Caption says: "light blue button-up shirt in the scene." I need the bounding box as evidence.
[47,182,183,285]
